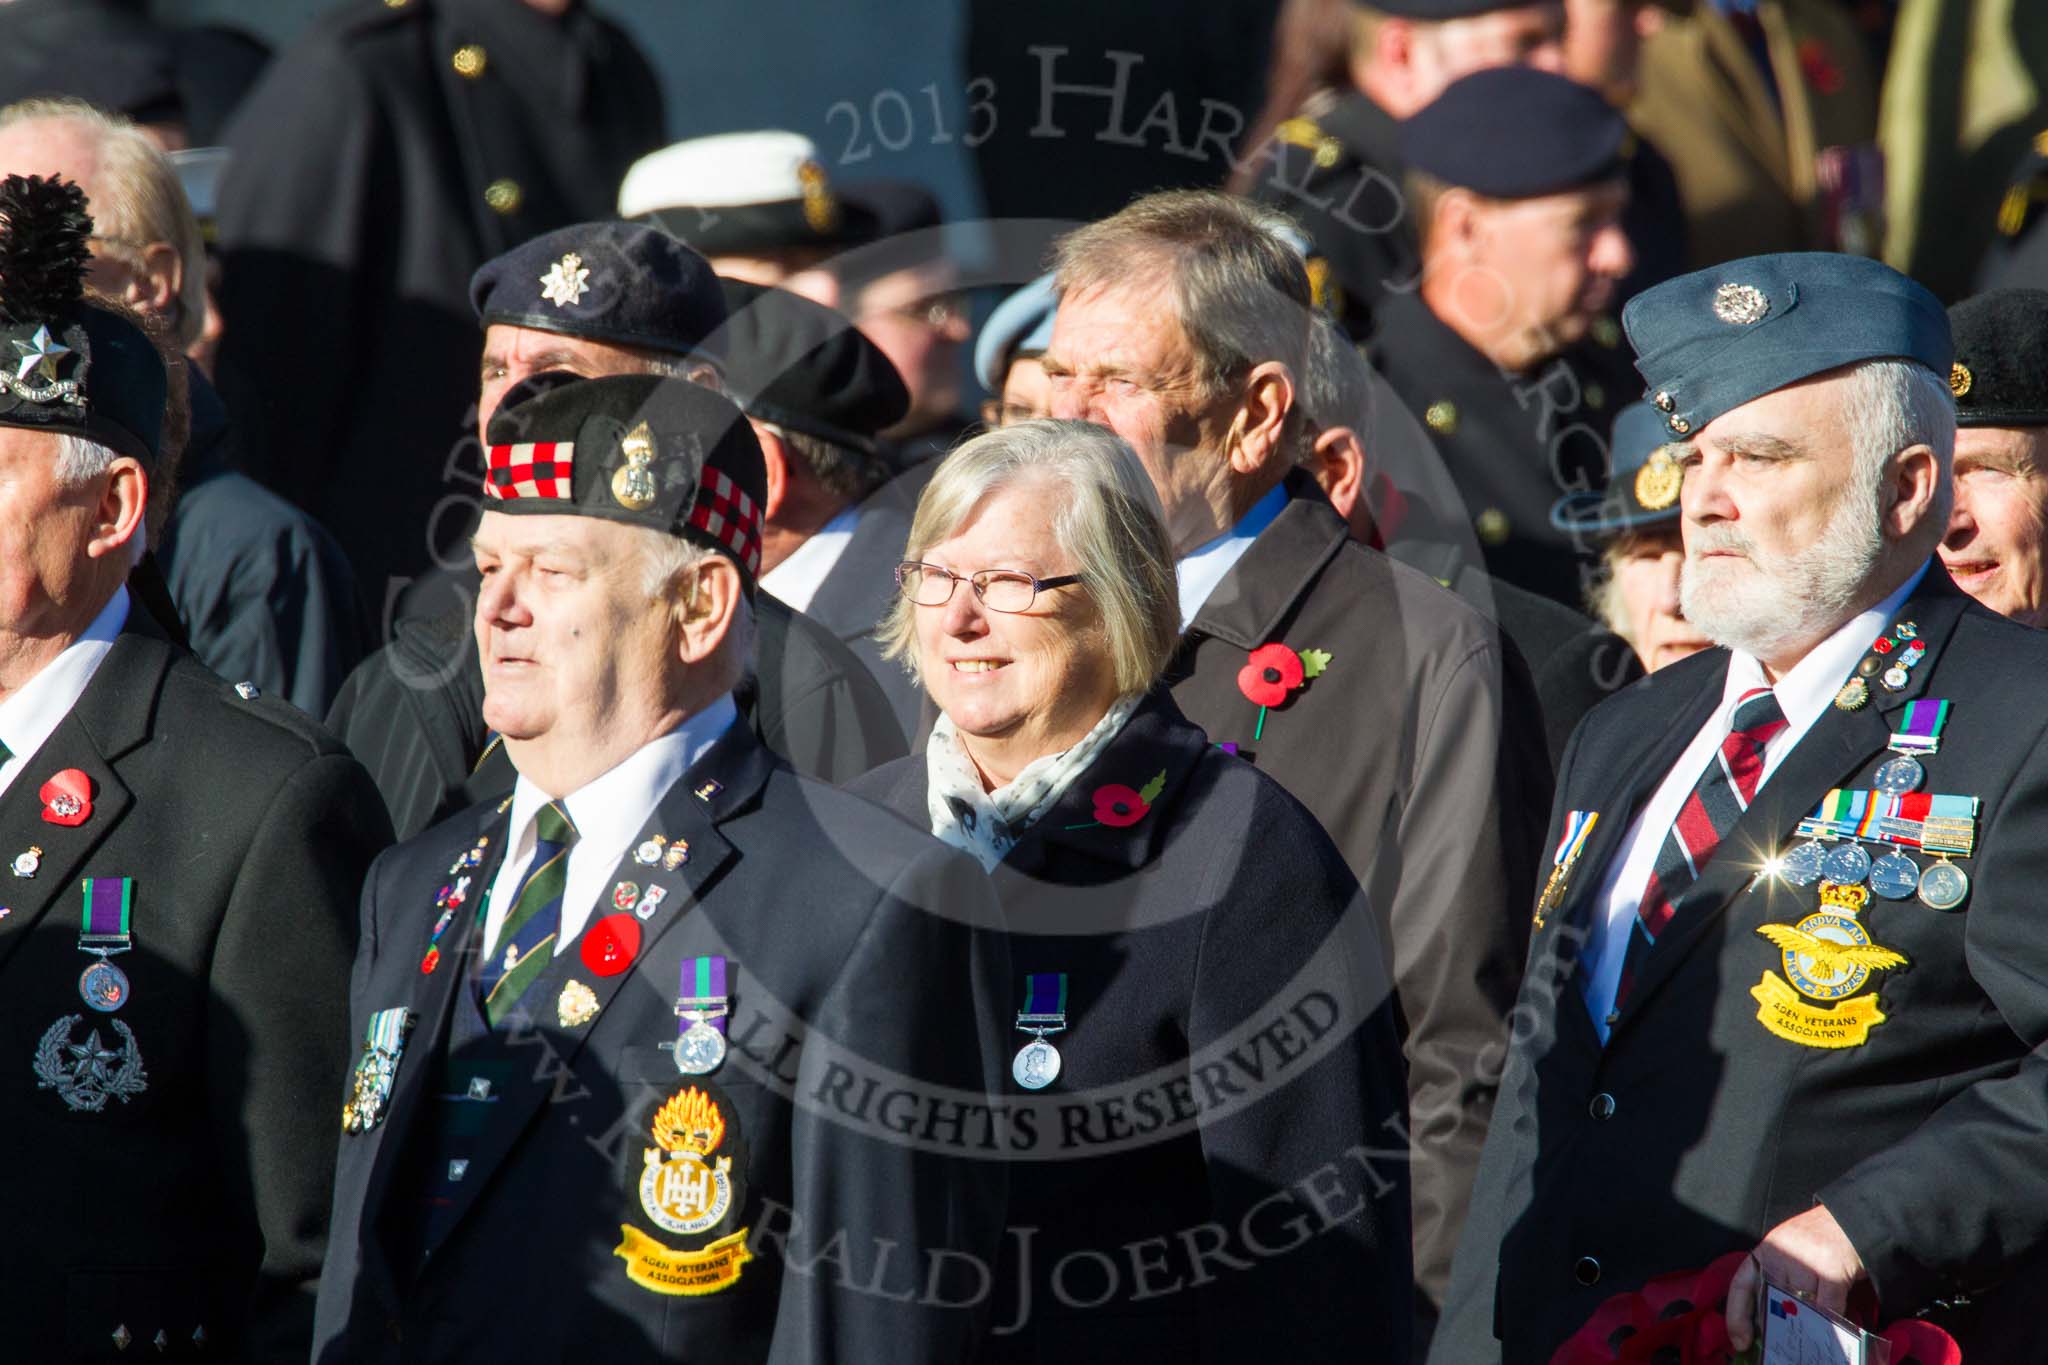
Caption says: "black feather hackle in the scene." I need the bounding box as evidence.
[0,174,91,328]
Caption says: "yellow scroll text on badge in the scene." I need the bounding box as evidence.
[1749,971,1886,1049]
[614,1225,752,1296]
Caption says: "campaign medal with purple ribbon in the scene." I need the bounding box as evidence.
[77,877,134,1012]
[662,955,730,1075]
[1873,699,1949,796]
[1012,972,1068,1090]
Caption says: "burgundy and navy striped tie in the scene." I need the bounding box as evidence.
[1614,686,1789,1009]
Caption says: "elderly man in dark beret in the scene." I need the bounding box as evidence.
[312,376,1006,1362]
[1437,252,2048,1362]
[0,175,392,1362]
[1366,65,1639,608]
[1939,288,2048,629]
[324,223,908,837]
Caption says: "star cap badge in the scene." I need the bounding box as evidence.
[12,323,71,384]
[539,251,591,308]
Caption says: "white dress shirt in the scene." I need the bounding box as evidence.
[760,506,859,614]
[1578,561,1929,1040]
[0,586,129,800]
[483,694,738,958]
[1175,482,1288,629]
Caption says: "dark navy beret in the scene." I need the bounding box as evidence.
[1399,68,1629,198]
[716,278,909,457]
[470,222,727,360]
[482,374,767,588]
[1549,400,1683,536]
[1623,252,1953,439]
[1948,288,2048,428]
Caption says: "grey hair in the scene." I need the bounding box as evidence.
[1052,189,1314,402]
[1843,358,1956,541]
[631,527,754,684]
[0,97,208,349]
[878,418,1180,694]
[1298,312,1374,463]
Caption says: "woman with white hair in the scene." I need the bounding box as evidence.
[851,418,1412,1361]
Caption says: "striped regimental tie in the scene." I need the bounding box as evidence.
[1614,687,1789,1009]
[475,800,577,1028]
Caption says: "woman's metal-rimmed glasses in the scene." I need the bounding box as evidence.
[894,562,1084,614]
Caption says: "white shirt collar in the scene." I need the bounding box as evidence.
[0,586,129,799]
[1719,558,1930,734]
[760,505,860,614]
[1175,481,1288,629]
[486,694,739,957]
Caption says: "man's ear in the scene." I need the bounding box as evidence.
[1886,442,1942,541]
[1227,360,1297,477]
[130,242,184,317]
[1310,425,1367,526]
[676,555,745,666]
[753,421,791,522]
[85,458,149,563]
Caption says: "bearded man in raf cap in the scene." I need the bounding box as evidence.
[312,375,1007,1363]
[1434,253,2048,1362]
[0,175,392,1361]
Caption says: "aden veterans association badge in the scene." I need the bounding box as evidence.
[1749,881,1908,1049]
[614,1083,752,1296]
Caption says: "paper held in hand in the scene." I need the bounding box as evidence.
[1760,1279,1891,1365]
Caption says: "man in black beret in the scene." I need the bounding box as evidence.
[312,374,1006,1364]
[1939,288,2048,628]
[324,224,907,839]
[720,278,935,734]
[0,173,392,1361]
[1365,65,1638,607]
[1249,0,1567,337]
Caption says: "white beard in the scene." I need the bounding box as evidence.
[1680,481,1885,662]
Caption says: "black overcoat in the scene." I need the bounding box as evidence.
[852,688,1413,1362]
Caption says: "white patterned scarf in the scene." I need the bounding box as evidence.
[925,694,1143,872]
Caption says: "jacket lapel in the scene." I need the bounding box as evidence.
[1612,571,1973,1031]
[418,725,774,1251]
[356,802,513,1260]
[0,630,168,978]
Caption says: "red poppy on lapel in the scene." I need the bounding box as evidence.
[1090,771,1168,828]
[1235,643,1331,741]
[38,768,92,826]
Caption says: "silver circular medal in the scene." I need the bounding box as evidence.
[1777,841,1826,887]
[1012,1037,1061,1090]
[671,1021,727,1075]
[1871,754,1924,795]
[79,959,130,1012]
[1868,852,1920,900]
[1917,860,1970,912]
[1880,665,1911,691]
[1820,842,1873,885]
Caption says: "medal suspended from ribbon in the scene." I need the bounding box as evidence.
[1012,972,1068,1090]
[1535,810,1599,927]
[1872,699,1949,795]
[662,955,729,1076]
[77,877,133,1012]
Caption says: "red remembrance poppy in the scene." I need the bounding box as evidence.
[1091,784,1148,827]
[1238,643,1304,707]
[1879,1321,1962,1365]
[39,767,93,826]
